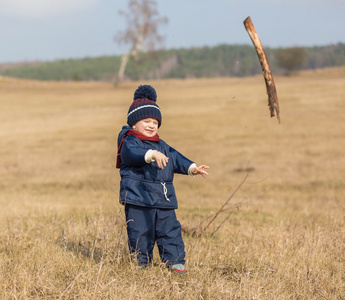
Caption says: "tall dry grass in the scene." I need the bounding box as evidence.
[0,68,344,299]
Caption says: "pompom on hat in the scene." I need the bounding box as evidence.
[127,85,162,127]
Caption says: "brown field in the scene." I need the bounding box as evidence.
[0,68,344,299]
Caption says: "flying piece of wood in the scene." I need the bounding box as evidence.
[244,16,280,123]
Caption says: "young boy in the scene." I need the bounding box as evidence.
[117,85,209,273]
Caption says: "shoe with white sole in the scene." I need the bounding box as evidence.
[170,264,187,274]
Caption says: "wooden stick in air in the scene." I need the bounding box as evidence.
[244,16,280,123]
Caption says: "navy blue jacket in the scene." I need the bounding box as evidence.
[118,126,194,209]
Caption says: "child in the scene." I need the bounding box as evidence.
[117,85,209,273]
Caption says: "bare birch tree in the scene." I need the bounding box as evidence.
[114,0,168,85]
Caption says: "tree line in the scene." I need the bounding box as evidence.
[1,43,345,81]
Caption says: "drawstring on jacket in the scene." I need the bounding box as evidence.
[160,182,170,202]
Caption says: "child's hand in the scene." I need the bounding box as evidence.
[152,151,169,169]
[192,165,209,178]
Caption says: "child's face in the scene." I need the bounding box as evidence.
[133,118,159,137]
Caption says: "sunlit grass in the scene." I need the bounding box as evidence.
[0,68,344,299]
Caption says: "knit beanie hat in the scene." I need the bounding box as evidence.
[127,85,162,127]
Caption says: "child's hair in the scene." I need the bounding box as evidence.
[127,85,162,127]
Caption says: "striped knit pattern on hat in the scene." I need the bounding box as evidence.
[127,98,162,127]
[127,85,162,127]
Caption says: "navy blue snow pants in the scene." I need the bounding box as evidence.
[125,204,185,266]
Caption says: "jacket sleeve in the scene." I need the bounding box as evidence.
[121,136,147,167]
[167,144,194,175]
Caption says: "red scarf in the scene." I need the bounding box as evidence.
[116,129,159,168]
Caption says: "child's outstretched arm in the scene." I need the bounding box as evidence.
[190,165,209,178]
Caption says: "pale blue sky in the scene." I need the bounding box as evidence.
[1,0,344,63]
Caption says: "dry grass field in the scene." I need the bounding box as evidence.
[0,68,344,299]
